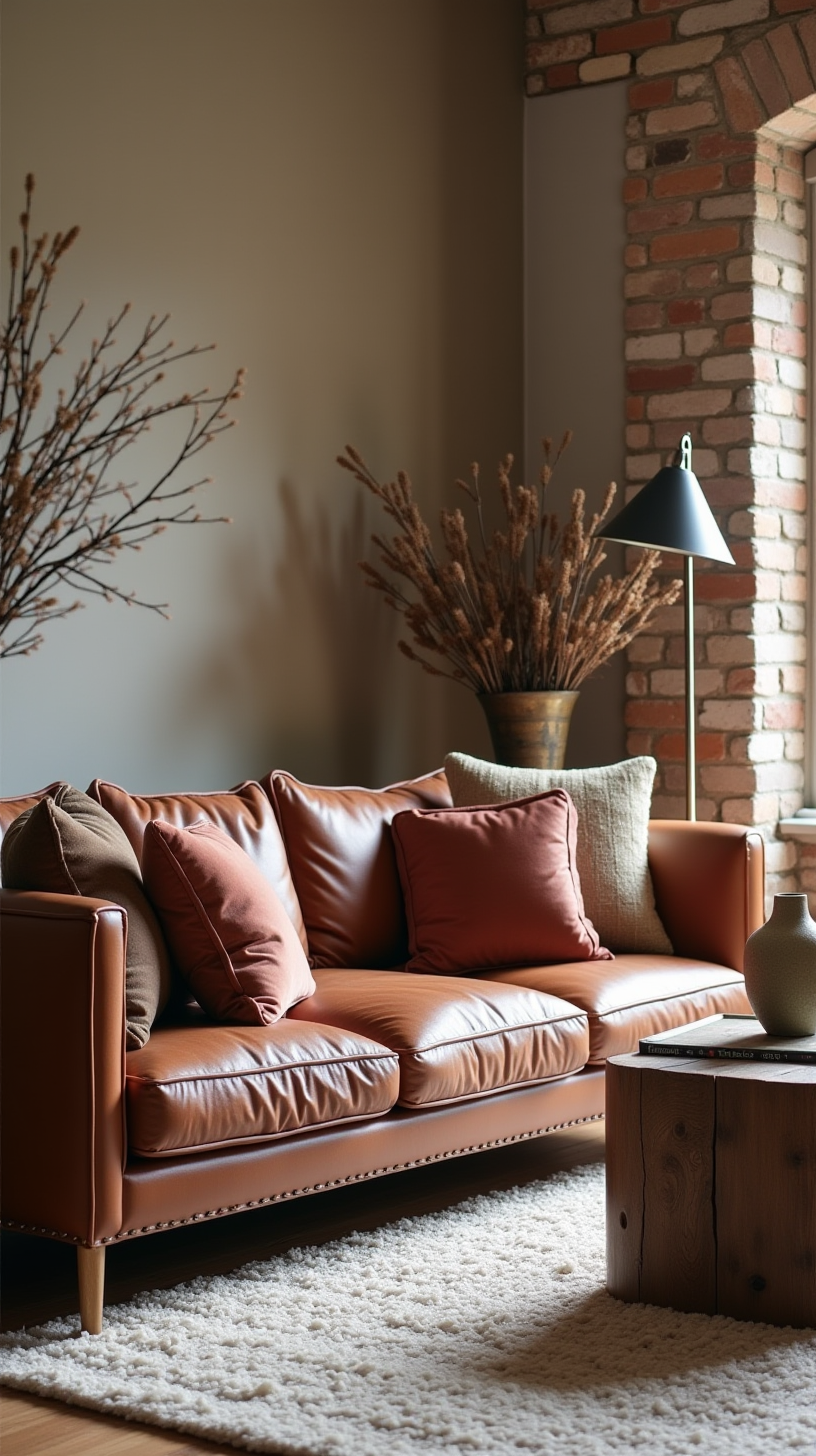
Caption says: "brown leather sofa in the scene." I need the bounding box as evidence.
[0,770,764,1334]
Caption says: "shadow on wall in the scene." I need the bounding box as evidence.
[179,483,401,787]
[274,480,399,782]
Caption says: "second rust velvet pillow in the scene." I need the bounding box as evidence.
[391,790,611,975]
[142,818,315,1025]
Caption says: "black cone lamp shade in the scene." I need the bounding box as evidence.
[598,434,734,821]
[599,435,734,564]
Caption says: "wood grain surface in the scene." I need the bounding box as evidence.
[606,1054,816,1327]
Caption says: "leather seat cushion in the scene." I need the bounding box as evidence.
[88,778,308,954]
[288,969,589,1108]
[126,1020,400,1157]
[480,954,751,1063]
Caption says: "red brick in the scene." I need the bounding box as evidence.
[626,301,665,328]
[696,133,756,161]
[545,63,580,89]
[627,201,694,233]
[792,300,807,327]
[775,0,815,11]
[727,668,758,696]
[527,35,592,68]
[627,396,646,421]
[797,15,816,79]
[685,263,720,288]
[767,24,813,104]
[629,78,674,111]
[728,160,775,189]
[743,38,792,119]
[623,177,649,203]
[626,731,654,757]
[704,479,755,509]
[657,733,725,762]
[596,17,672,54]
[667,297,705,325]
[712,59,765,136]
[625,243,649,266]
[730,540,753,570]
[695,572,757,602]
[651,225,740,262]
[626,700,685,730]
[724,322,764,346]
[627,363,697,391]
[653,733,684,762]
[638,0,688,9]
[653,164,724,199]
[627,267,683,297]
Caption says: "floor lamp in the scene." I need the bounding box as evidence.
[598,434,734,822]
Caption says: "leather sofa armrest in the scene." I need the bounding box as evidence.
[0,890,127,1243]
[647,820,765,973]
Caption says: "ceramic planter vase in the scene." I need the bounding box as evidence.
[478,691,579,771]
[743,893,816,1037]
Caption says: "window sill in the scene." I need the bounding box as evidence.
[779,815,816,843]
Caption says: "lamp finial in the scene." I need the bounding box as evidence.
[679,433,692,471]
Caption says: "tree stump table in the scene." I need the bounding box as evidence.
[605,1053,816,1328]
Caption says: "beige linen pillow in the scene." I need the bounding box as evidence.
[1,785,172,1047]
[444,752,672,954]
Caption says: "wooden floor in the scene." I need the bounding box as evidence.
[0,1121,605,1455]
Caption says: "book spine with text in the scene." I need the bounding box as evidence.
[638,1041,816,1066]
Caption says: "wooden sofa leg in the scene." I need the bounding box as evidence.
[77,1246,105,1334]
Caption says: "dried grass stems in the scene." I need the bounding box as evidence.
[0,175,244,657]
[338,436,681,694]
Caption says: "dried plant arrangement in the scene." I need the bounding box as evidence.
[0,175,244,657]
[338,436,681,694]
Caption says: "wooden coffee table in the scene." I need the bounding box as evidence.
[605,1052,816,1328]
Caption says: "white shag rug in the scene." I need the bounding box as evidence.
[1,1163,815,1456]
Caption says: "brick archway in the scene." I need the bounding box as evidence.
[525,0,816,900]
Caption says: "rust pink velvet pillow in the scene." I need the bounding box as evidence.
[142,818,315,1025]
[391,790,611,975]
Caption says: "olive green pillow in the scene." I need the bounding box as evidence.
[1,785,172,1048]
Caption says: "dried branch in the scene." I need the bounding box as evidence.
[338,438,681,694]
[0,175,245,657]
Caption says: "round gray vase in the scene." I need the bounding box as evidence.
[743,892,816,1037]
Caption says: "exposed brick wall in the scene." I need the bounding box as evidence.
[524,0,816,906]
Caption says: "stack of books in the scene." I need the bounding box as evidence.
[639,1013,816,1065]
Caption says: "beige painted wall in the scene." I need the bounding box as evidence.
[0,0,522,793]
[524,82,628,767]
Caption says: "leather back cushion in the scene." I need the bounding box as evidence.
[263,769,452,969]
[0,784,63,882]
[88,779,307,954]
[391,790,611,975]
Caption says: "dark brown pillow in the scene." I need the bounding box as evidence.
[1,785,172,1049]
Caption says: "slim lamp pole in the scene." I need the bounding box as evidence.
[685,553,696,823]
[597,432,734,825]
